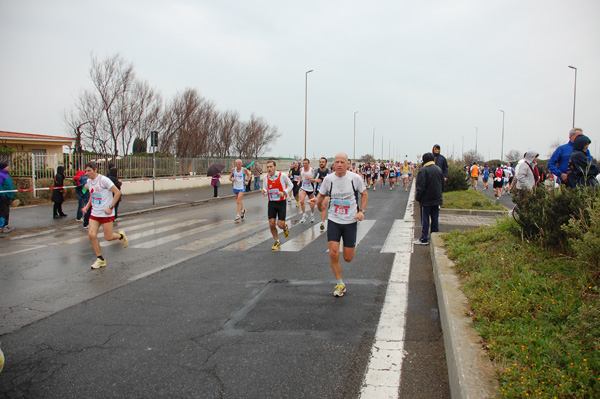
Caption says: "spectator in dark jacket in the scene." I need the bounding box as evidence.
[415,152,444,245]
[108,167,123,220]
[52,166,67,219]
[567,135,599,188]
[0,162,15,232]
[432,144,448,181]
[548,128,592,184]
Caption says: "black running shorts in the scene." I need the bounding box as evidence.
[268,200,287,220]
[327,220,358,248]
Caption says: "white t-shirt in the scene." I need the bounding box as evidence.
[300,167,314,192]
[89,175,115,217]
[319,172,366,224]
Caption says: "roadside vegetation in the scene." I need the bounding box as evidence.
[443,186,600,398]
[442,189,505,211]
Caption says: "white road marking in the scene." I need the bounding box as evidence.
[0,244,47,257]
[129,219,229,249]
[360,180,415,398]
[176,221,263,250]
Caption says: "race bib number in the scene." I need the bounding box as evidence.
[302,179,312,190]
[332,199,351,215]
[268,189,281,201]
[293,175,300,182]
[91,194,102,206]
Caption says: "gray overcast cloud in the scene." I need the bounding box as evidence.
[1,0,599,161]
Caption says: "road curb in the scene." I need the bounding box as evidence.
[440,208,508,216]
[430,232,497,399]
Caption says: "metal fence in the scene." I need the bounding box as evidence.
[5,152,246,180]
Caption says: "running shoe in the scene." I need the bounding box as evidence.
[234,215,241,222]
[373,187,376,191]
[296,201,299,208]
[76,218,83,222]
[319,222,325,231]
[300,214,307,223]
[91,258,107,269]
[119,231,128,248]
[241,209,246,220]
[413,238,429,245]
[283,225,290,239]
[2,226,12,233]
[310,214,315,223]
[271,241,281,251]
[288,198,292,203]
[333,283,346,297]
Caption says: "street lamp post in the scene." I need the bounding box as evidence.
[304,69,313,159]
[475,127,478,157]
[372,128,376,160]
[500,110,505,162]
[568,65,577,128]
[353,111,358,160]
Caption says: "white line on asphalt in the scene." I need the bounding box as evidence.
[360,179,415,398]
[0,244,47,257]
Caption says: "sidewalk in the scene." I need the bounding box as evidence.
[3,184,262,233]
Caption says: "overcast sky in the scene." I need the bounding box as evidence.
[2,0,599,162]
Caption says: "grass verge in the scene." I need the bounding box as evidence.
[443,217,599,398]
[442,189,505,211]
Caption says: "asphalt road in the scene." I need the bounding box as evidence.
[0,183,450,398]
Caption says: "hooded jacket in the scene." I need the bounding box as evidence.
[567,135,599,188]
[516,151,537,190]
[416,153,444,206]
[432,145,448,179]
[0,168,14,199]
[51,166,66,203]
[548,138,592,182]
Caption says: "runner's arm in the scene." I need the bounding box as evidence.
[355,189,368,221]
[281,174,293,197]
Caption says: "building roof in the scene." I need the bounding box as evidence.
[0,130,74,143]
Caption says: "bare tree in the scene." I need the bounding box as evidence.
[66,53,162,157]
[505,150,522,164]
[547,139,563,158]
[463,150,483,165]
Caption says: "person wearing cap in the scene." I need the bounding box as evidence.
[432,144,448,181]
[414,153,444,245]
[0,162,15,233]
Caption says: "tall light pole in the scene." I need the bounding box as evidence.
[568,65,577,128]
[353,111,358,160]
[372,127,376,159]
[461,135,464,161]
[500,110,505,162]
[475,127,478,157]
[381,136,383,160]
[304,69,313,159]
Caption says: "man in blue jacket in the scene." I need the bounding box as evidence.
[0,162,15,233]
[548,128,592,184]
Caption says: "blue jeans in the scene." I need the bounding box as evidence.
[254,176,261,190]
[420,205,440,242]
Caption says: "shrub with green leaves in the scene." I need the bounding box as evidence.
[445,162,469,192]
[512,185,597,252]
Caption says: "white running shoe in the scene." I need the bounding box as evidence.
[300,214,308,223]
[310,214,315,223]
[319,222,325,231]
[91,258,107,269]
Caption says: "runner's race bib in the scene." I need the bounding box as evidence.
[91,194,102,206]
[332,199,351,215]
[302,179,312,190]
[268,189,281,201]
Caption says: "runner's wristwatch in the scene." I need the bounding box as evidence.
[360,209,366,214]
[109,205,114,209]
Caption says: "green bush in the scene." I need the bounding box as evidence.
[445,162,469,192]
[513,185,599,253]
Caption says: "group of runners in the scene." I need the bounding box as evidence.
[83,154,373,298]
[359,160,414,191]
[259,154,368,297]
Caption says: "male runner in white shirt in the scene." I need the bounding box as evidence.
[81,162,128,269]
[310,152,368,297]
